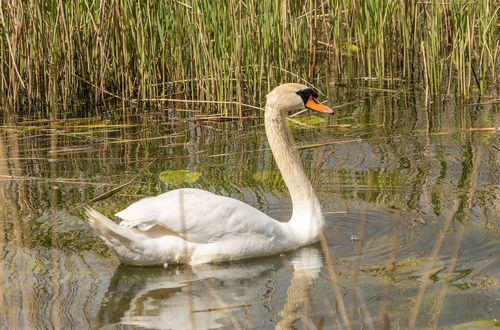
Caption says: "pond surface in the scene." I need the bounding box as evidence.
[0,89,498,329]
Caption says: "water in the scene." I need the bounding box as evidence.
[0,90,498,329]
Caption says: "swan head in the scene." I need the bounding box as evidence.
[266,83,333,114]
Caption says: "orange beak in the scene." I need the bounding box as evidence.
[305,96,333,114]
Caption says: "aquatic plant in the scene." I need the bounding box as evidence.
[0,0,497,114]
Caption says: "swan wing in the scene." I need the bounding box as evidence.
[114,188,284,243]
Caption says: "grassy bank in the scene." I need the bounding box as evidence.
[0,0,498,115]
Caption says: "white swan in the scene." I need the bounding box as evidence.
[86,83,333,266]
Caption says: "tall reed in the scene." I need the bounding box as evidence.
[0,0,497,115]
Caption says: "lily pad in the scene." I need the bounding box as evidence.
[287,115,326,127]
[159,170,202,185]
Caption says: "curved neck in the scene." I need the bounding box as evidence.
[264,105,324,243]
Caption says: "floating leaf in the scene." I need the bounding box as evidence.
[287,116,326,127]
[450,320,500,329]
[159,170,202,185]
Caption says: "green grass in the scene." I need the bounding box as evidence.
[0,0,498,115]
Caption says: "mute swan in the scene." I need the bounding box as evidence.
[86,83,333,266]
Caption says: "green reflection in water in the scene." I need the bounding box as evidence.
[0,90,498,328]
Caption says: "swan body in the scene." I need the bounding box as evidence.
[86,83,333,265]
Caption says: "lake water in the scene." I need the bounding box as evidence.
[0,89,498,329]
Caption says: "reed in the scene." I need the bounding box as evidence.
[0,0,497,115]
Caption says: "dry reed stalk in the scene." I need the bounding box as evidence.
[203,280,243,329]
[428,223,465,328]
[318,231,351,329]
[421,41,430,105]
[191,303,251,313]
[71,159,156,212]
[348,211,368,327]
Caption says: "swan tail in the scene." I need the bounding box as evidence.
[85,207,146,264]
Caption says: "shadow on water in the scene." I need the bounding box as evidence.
[0,89,498,328]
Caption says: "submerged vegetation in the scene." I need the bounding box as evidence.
[0,0,498,115]
[0,90,498,327]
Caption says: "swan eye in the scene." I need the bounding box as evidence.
[296,88,318,105]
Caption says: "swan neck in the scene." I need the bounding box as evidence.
[264,104,323,241]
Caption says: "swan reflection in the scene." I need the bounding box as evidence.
[97,246,323,329]
[277,247,322,329]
